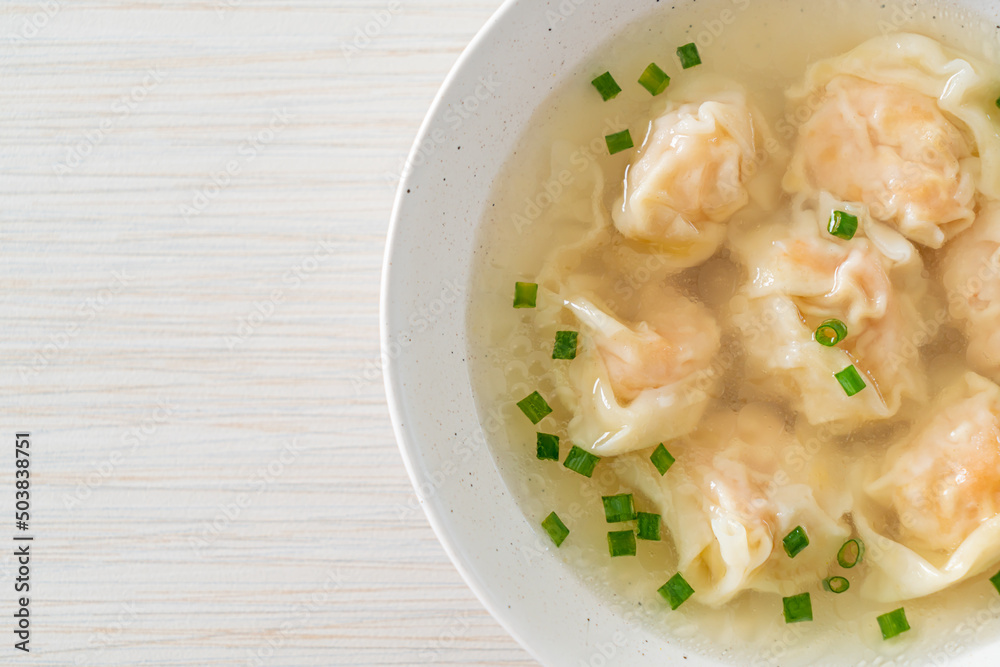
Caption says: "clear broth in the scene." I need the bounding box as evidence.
[467,0,1000,664]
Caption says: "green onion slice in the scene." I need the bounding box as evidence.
[591,71,622,101]
[995,95,1000,110]
[783,593,813,623]
[637,512,661,541]
[638,62,670,96]
[513,281,538,308]
[602,494,637,523]
[990,568,1000,595]
[676,42,702,69]
[650,443,676,476]
[563,445,600,478]
[828,210,859,240]
[877,607,910,640]
[605,129,634,155]
[837,539,865,569]
[782,525,810,558]
[541,512,569,547]
[535,433,559,461]
[658,573,695,610]
[552,331,578,360]
[835,365,867,397]
[823,576,850,594]
[814,319,848,347]
[607,529,636,557]
[516,391,552,424]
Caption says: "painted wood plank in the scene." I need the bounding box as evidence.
[0,0,536,663]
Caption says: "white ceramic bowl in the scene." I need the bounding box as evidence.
[381,1,1000,664]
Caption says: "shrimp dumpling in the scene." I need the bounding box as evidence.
[941,203,1000,380]
[857,373,1000,601]
[784,33,1000,248]
[786,76,975,247]
[613,77,783,268]
[613,404,851,606]
[563,287,721,456]
[731,195,936,428]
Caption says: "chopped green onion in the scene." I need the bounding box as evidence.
[676,42,702,69]
[995,95,1000,110]
[650,443,676,475]
[591,71,622,101]
[605,129,634,155]
[782,525,810,558]
[823,576,850,594]
[837,539,865,569]
[516,391,552,424]
[541,511,570,547]
[638,62,670,96]
[990,568,1000,595]
[607,529,636,557]
[828,210,859,240]
[563,445,600,477]
[637,512,661,541]
[552,331,578,360]
[814,319,848,347]
[835,365,867,397]
[602,494,637,523]
[877,607,910,640]
[513,281,538,308]
[658,573,695,610]
[783,593,813,623]
[536,433,560,461]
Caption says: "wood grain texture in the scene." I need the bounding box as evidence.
[0,0,535,664]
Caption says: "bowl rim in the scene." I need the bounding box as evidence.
[379,4,713,663]
[380,0,547,662]
[379,0,1000,664]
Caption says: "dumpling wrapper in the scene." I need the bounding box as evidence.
[942,202,1000,380]
[784,33,1000,248]
[562,289,721,456]
[730,192,937,429]
[612,76,785,268]
[613,404,851,606]
[856,373,1000,601]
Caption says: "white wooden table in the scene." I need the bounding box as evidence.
[1,0,534,664]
